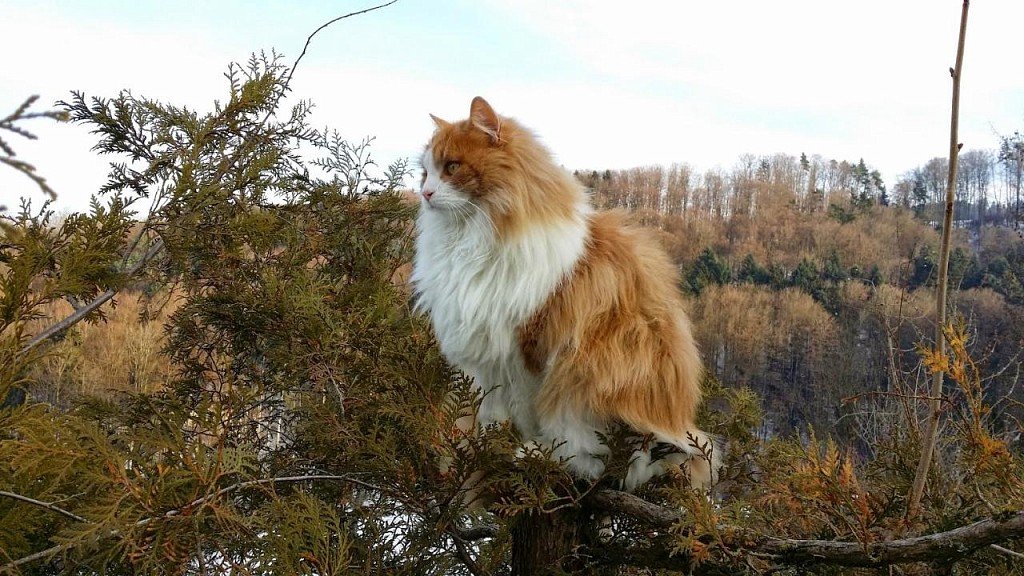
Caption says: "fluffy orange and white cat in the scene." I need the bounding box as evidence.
[413,97,718,490]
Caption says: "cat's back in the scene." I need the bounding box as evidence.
[527,207,703,436]
[577,209,685,311]
[521,208,694,371]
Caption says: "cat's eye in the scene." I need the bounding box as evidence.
[420,170,427,184]
[444,161,461,175]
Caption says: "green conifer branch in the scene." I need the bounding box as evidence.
[0,474,393,572]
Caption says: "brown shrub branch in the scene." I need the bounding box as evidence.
[587,488,1024,570]
[18,239,164,358]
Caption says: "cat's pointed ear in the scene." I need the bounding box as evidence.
[470,96,501,144]
[430,114,450,130]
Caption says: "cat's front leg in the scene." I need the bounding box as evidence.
[445,371,511,510]
[534,407,609,481]
[473,370,512,429]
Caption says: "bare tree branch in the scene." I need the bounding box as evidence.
[0,491,88,524]
[586,489,1024,570]
[755,513,1024,568]
[586,488,681,529]
[456,523,500,542]
[283,1,399,93]
[18,239,164,358]
[990,544,1024,561]
[909,0,971,518]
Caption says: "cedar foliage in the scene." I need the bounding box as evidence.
[1,54,1023,575]
[1,55,503,574]
[0,95,68,205]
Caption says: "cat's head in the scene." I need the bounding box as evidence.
[419,97,583,235]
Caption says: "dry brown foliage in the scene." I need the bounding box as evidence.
[23,292,177,405]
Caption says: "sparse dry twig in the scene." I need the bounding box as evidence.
[587,489,1024,570]
[910,0,971,519]
[0,491,88,524]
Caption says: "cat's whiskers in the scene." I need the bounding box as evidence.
[466,201,498,238]
[440,202,492,268]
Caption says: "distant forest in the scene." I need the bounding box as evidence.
[23,144,1024,450]
[575,146,1024,447]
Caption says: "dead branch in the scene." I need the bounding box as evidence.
[910,0,971,519]
[586,489,1024,570]
[990,544,1024,561]
[756,513,1024,568]
[283,1,399,92]
[0,491,88,524]
[18,239,164,358]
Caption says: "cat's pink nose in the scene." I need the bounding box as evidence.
[422,189,435,201]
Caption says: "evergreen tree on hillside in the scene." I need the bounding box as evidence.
[911,244,938,288]
[737,253,769,285]
[686,247,732,294]
[822,250,848,284]
[790,258,822,297]
[866,263,883,286]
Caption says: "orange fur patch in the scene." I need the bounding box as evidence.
[426,116,583,238]
[421,97,713,488]
[519,211,704,439]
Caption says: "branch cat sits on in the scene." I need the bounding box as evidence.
[412,96,719,491]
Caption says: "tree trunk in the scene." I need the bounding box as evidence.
[510,507,586,576]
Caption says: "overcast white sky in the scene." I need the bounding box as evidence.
[2,1,1022,213]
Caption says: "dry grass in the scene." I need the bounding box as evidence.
[25,291,178,406]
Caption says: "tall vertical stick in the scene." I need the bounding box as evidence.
[908,0,970,519]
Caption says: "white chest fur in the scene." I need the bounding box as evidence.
[412,207,588,435]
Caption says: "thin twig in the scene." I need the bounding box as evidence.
[990,544,1024,560]
[0,491,88,524]
[18,239,165,358]
[909,0,970,519]
[283,1,399,93]
[255,0,400,137]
